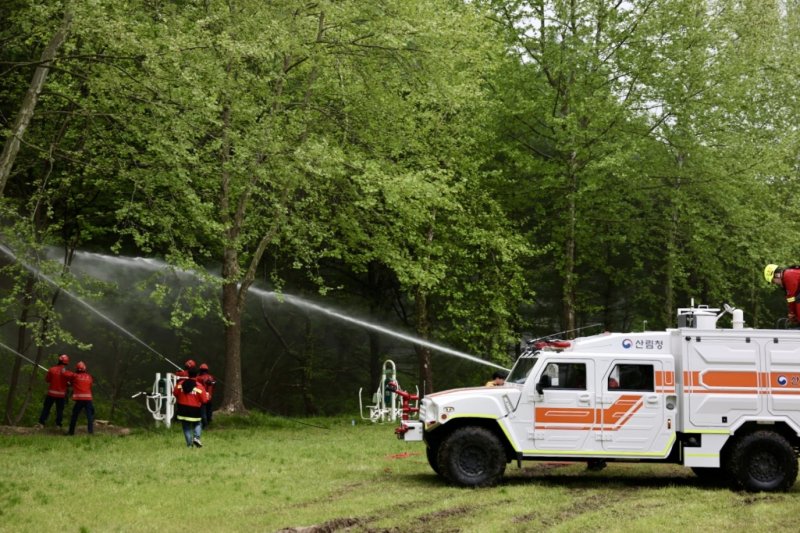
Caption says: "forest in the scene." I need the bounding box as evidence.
[2,0,800,424]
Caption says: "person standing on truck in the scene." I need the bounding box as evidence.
[37,354,74,428]
[765,264,800,327]
[67,361,94,435]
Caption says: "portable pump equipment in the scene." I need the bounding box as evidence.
[132,372,177,428]
[359,360,419,423]
[391,304,800,492]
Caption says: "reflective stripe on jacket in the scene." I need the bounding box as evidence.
[173,379,208,422]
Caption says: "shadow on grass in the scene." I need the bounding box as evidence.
[503,472,709,490]
[401,467,736,492]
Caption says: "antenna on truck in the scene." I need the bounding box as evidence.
[520,323,603,356]
[528,323,603,344]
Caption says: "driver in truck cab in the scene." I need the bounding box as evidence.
[485,371,507,387]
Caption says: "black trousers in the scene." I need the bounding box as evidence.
[68,400,95,435]
[38,396,66,426]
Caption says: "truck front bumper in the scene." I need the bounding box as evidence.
[395,420,424,441]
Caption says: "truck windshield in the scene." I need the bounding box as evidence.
[507,356,538,384]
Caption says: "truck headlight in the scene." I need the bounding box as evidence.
[420,400,436,423]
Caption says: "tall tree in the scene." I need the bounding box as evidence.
[0,7,71,197]
[488,0,800,333]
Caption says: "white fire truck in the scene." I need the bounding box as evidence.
[393,304,800,492]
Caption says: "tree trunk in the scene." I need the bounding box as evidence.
[3,275,35,424]
[108,340,124,422]
[0,11,71,197]
[414,288,433,395]
[219,273,246,413]
[300,318,318,416]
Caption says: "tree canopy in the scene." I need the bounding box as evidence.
[2,0,799,419]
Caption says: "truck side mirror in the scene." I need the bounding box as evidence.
[536,375,551,394]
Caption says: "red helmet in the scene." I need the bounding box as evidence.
[199,363,209,370]
[184,359,196,369]
[58,354,69,364]
[76,361,87,372]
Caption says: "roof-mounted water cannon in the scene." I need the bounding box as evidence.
[521,323,603,356]
[677,300,744,330]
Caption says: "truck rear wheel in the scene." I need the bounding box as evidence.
[729,431,798,492]
[437,426,506,487]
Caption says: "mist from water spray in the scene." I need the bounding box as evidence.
[81,249,509,370]
[0,243,180,370]
[251,288,509,371]
[2,244,509,372]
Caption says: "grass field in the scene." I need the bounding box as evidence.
[1,415,798,532]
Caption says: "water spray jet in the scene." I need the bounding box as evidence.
[0,340,48,371]
[55,248,509,372]
[252,288,509,371]
[0,243,180,370]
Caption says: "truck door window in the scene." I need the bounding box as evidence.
[608,364,654,391]
[542,362,586,390]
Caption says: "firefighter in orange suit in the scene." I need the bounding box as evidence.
[67,361,94,435]
[37,354,74,428]
[175,359,196,378]
[173,366,208,448]
[196,363,217,428]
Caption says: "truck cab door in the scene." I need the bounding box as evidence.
[600,359,676,456]
[530,359,597,452]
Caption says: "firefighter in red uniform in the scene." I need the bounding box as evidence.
[175,359,196,379]
[196,363,216,428]
[37,354,75,428]
[765,264,800,327]
[173,366,208,448]
[67,361,94,435]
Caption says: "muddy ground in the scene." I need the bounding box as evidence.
[0,421,131,436]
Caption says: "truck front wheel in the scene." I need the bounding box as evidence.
[729,431,798,492]
[437,426,506,487]
[426,441,442,476]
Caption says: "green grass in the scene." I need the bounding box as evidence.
[0,417,797,532]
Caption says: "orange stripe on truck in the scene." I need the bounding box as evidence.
[535,395,643,431]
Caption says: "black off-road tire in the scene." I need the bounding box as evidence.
[728,431,798,492]
[426,441,442,476]
[437,426,506,487]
